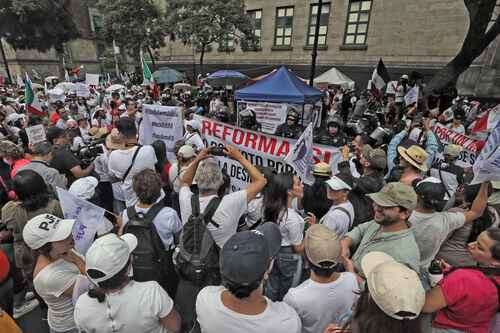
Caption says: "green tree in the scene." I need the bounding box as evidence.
[0,0,79,53]
[166,0,256,75]
[97,0,167,67]
[427,0,500,95]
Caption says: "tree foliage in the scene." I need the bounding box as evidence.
[97,0,167,63]
[0,0,80,53]
[427,0,500,94]
[166,0,257,70]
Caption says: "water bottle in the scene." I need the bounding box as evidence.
[428,259,443,287]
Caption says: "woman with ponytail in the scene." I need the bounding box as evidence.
[74,233,181,333]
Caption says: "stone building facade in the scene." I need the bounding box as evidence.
[157,0,500,98]
[0,0,102,82]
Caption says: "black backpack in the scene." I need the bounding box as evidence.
[124,202,169,286]
[173,193,221,286]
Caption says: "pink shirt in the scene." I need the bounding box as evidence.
[433,269,498,333]
[11,158,31,178]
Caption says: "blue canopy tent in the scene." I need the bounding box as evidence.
[235,66,323,104]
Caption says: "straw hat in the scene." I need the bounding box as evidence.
[312,162,331,177]
[89,127,109,140]
[105,128,125,150]
[397,145,428,172]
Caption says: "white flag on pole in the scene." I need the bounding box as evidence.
[284,123,315,186]
[56,187,105,255]
[16,74,24,88]
[404,86,419,106]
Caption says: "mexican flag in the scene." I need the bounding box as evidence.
[141,51,159,100]
[24,73,44,116]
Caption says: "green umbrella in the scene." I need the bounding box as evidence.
[152,67,185,84]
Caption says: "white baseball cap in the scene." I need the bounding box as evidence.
[178,145,196,159]
[186,119,201,131]
[69,176,99,200]
[85,233,137,284]
[361,252,425,320]
[326,176,352,191]
[23,214,76,250]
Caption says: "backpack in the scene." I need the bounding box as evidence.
[123,202,168,286]
[173,193,221,286]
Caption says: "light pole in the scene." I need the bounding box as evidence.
[309,0,324,87]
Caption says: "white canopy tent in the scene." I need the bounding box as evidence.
[314,67,355,89]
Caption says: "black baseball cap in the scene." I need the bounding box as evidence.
[221,223,281,286]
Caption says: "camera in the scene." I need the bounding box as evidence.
[209,146,226,156]
[77,140,104,168]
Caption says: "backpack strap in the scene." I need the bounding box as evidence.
[191,192,201,217]
[326,206,353,228]
[122,145,142,181]
[203,197,221,228]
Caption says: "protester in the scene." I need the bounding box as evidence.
[74,233,181,333]
[275,111,303,139]
[429,144,465,203]
[23,214,85,333]
[19,141,67,191]
[108,117,157,207]
[423,229,500,333]
[0,140,30,178]
[169,144,197,194]
[409,178,489,284]
[184,119,205,151]
[284,225,358,333]
[389,144,429,186]
[262,172,307,301]
[120,169,182,297]
[47,127,94,185]
[195,222,302,333]
[302,162,332,221]
[341,182,420,274]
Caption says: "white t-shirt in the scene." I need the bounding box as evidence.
[121,196,182,249]
[278,208,305,247]
[34,258,81,332]
[108,145,157,207]
[179,186,247,248]
[320,201,355,237]
[74,281,174,333]
[246,196,263,228]
[196,286,302,333]
[168,162,188,193]
[283,273,359,333]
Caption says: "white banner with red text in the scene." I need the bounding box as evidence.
[432,123,485,168]
[195,115,342,191]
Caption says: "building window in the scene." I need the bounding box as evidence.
[344,0,372,45]
[218,35,235,52]
[274,6,294,46]
[247,9,262,48]
[307,3,331,46]
[88,8,104,34]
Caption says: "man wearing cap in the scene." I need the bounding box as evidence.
[169,144,197,194]
[302,162,332,221]
[341,182,421,275]
[313,120,347,147]
[195,223,302,333]
[341,145,386,227]
[275,112,303,139]
[74,233,181,333]
[315,175,355,237]
[392,144,429,186]
[19,141,67,190]
[47,127,95,185]
[429,143,464,204]
[283,225,358,333]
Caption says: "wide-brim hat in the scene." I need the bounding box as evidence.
[105,128,125,150]
[397,145,428,172]
[313,162,332,177]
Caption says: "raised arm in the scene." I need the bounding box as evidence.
[464,182,489,224]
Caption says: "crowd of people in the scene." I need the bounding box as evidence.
[0,70,498,333]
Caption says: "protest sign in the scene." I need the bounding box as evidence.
[195,115,342,191]
[56,187,105,255]
[386,81,398,95]
[237,101,288,134]
[75,83,90,98]
[25,125,46,145]
[138,104,184,160]
[85,73,100,86]
[472,121,500,184]
[432,123,485,168]
[284,123,315,185]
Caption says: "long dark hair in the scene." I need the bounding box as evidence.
[345,288,422,333]
[303,175,332,220]
[13,170,50,211]
[87,258,131,303]
[152,140,167,174]
[263,173,293,223]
